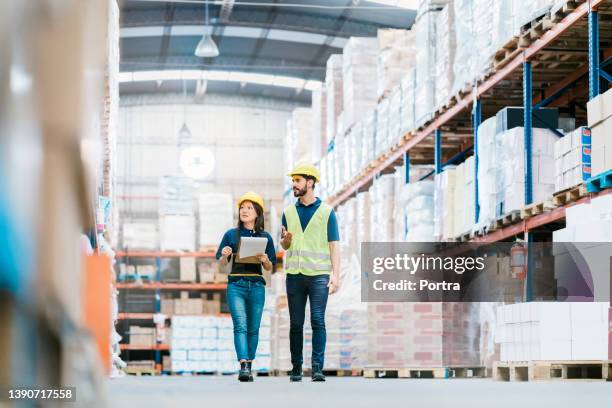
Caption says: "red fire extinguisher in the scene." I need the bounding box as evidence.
[510,243,528,280]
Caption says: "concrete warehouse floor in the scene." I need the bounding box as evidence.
[108,376,611,408]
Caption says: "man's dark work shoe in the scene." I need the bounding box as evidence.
[289,364,302,382]
[311,364,325,382]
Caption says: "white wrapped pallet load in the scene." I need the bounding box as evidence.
[342,37,379,132]
[400,69,416,135]
[371,174,397,242]
[325,55,343,147]
[473,0,495,80]
[497,127,557,214]
[350,122,363,180]
[452,162,466,238]
[356,192,372,256]
[476,117,501,229]
[388,85,403,147]
[375,98,390,157]
[401,180,435,241]
[198,193,233,248]
[160,214,196,251]
[434,4,456,110]
[376,29,416,99]
[433,167,457,240]
[463,155,476,233]
[414,8,440,126]
[362,110,376,166]
[159,175,194,215]
[335,133,346,189]
[123,223,158,250]
[452,0,475,95]
[311,87,327,163]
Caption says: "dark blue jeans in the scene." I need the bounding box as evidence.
[227,279,265,361]
[286,273,329,368]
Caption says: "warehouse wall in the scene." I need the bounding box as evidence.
[116,94,299,223]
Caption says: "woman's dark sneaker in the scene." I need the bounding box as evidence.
[247,361,254,382]
[238,361,250,382]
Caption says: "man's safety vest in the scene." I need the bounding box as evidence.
[283,203,332,276]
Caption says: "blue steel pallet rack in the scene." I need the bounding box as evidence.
[327,0,612,301]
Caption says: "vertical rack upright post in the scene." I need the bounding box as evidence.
[523,60,534,302]
[472,99,481,224]
[589,8,600,100]
[434,129,442,175]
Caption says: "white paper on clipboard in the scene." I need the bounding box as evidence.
[238,236,268,258]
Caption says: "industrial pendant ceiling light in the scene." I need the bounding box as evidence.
[194,1,219,58]
[178,79,193,147]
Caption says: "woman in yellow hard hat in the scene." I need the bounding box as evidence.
[215,191,276,382]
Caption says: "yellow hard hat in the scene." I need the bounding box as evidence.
[237,191,265,211]
[287,162,320,182]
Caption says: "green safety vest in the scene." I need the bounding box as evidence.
[284,203,332,276]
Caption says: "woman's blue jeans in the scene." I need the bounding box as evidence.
[226,279,265,361]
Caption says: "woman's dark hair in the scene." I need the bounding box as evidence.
[236,201,265,233]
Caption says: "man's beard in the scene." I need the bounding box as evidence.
[293,186,307,197]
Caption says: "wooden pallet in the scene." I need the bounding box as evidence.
[494,360,612,382]
[267,368,361,377]
[364,366,486,379]
[520,200,556,219]
[586,170,612,193]
[552,183,588,205]
[125,368,157,376]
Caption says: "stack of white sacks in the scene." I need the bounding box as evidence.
[452,156,475,236]
[159,175,195,251]
[414,2,443,126]
[434,3,455,110]
[171,311,272,373]
[370,173,399,242]
[342,37,379,132]
[495,302,609,361]
[286,108,314,171]
[401,180,436,241]
[198,193,233,248]
[325,55,343,148]
[554,127,592,192]
[375,99,389,157]
[377,29,415,100]
[400,70,416,136]
[587,86,612,176]
[311,87,327,164]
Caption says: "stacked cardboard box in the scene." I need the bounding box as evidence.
[198,193,233,248]
[342,37,379,132]
[554,127,592,192]
[367,302,481,367]
[135,265,156,280]
[129,326,156,347]
[179,257,196,282]
[174,292,203,315]
[198,262,217,283]
[123,223,158,250]
[451,156,475,236]
[171,315,236,373]
[325,55,343,147]
[553,193,612,243]
[587,87,612,176]
[495,302,609,361]
[376,29,415,99]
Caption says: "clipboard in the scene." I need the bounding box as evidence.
[235,236,268,264]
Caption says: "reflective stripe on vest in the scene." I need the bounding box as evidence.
[283,202,332,276]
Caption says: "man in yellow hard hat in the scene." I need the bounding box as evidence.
[280,162,340,383]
